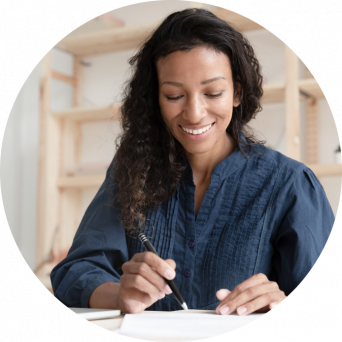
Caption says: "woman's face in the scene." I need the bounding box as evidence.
[157,46,240,156]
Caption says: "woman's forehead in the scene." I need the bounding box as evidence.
[156,46,228,67]
[156,46,232,82]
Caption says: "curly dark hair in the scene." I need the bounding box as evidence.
[111,8,264,234]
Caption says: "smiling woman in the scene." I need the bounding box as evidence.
[50,8,334,316]
[112,8,264,233]
[157,47,241,215]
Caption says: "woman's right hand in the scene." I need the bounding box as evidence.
[117,251,176,313]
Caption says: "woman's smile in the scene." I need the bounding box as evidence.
[178,122,215,140]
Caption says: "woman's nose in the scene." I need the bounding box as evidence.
[182,95,207,123]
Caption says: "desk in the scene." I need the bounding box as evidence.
[89,310,259,341]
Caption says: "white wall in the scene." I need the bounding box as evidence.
[1,63,40,269]
[1,1,340,271]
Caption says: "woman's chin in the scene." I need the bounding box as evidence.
[181,143,214,156]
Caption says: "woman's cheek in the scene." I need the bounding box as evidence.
[160,112,177,136]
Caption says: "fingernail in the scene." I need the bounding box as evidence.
[220,307,229,315]
[164,285,172,294]
[237,307,247,315]
[159,291,165,299]
[165,269,175,279]
[270,302,278,309]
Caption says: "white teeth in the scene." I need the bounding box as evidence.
[181,123,212,135]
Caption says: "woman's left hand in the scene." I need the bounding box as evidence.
[216,273,286,316]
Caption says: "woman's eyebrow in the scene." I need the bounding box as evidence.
[161,76,226,87]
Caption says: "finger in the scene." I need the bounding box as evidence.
[165,259,176,270]
[126,262,172,294]
[120,273,166,300]
[217,281,280,315]
[132,252,176,280]
[220,273,269,305]
[216,289,231,301]
[119,286,153,310]
[236,291,286,316]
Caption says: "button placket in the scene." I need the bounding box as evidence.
[181,182,196,308]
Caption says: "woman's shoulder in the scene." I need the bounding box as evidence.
[250,144,308,174]
[247,144,317,189]
[247,145,331,217]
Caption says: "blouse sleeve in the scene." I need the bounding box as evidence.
[50,160,129,308]
[271,168,335,296]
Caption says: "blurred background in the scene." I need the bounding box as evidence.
[1,1,340,293]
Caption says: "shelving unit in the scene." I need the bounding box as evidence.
[36,4,341,291]
[51,103,121,122]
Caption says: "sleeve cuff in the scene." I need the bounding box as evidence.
[80,275,120,308]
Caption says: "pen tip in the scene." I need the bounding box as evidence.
[181,303,188,310]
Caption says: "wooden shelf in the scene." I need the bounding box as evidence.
[56,164,342,190]
[57,22,159,56]
[307,164,342,177]
[56,8,263,56]
[262,83,285,104]
[57,173,106,188]
[261,78,324,104]
[298,78,325,99]
[51,103,121,122]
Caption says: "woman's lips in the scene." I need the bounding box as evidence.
[179,121,215,130]
[178,122,215,140]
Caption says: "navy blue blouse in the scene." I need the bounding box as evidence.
[50,143,334,311]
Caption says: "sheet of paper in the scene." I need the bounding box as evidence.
[119,311,264,339]
[69,307,121,321]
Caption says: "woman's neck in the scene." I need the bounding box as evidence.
[186,133,236,186]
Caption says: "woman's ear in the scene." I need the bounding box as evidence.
[233,82,241,107]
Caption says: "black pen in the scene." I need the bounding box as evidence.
[138,232,188,310]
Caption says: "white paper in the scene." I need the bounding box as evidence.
[119,311,264,339]
[69,307,121,320]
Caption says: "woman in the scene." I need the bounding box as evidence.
[50,8,334,315]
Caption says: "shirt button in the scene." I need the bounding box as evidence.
[184,269,191,277]
[188,240,195,248]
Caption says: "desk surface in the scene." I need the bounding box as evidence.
[89,310,257,341]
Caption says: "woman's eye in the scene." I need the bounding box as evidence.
[166,95,183,101]
[166,92,223,101]
[208,93,222,97]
